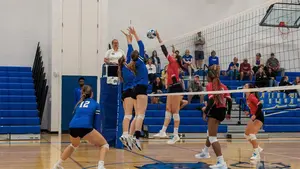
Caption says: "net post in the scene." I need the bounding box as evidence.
[238,99,242,125]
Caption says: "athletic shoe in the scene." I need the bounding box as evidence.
[250,152,260,160]
[195,150,211,159]
[52,164,64,169]
[167,134,180,144]
[97,164,106,169]
[209,161,228,169]
[132,137,142,151]
[153,130,168,138]
[258,146,263,152]
[126,136,134,150]
[119,135,129,150]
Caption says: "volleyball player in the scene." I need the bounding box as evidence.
[194,69,232,169]
[53,85,108,169]
[243,83,264,161]
[126,27,148,150]
[152,30,185,144]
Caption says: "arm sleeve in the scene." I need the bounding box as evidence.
[160,44,169,57]
[137,40,145,58]
[204,98,215,114]
[95,103,101,114]
[226,97,232,115]
[126,44,134,63]
[104,50,110,58]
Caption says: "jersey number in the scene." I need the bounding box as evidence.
[79,101,90,108]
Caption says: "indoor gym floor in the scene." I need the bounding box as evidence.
[0,134,299,169]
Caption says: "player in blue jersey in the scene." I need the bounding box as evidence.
[126,26,148,151]
[53,85,109,169]
[117,30,138,150]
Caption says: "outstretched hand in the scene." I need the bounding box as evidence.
[121,30,132,43]
[128,26,137,35]
[155,30,160,38]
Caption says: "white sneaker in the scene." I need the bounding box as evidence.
[209,161,228,169]
[119,135,130,150]
[97,164,106,169]
[126,135,134,150]
[153,130,168,138]
[195,150,211,159]
[132,137,142,151]
[52,164,64,169]
[167,134,180,144]
[250,151,260,160]
[258,146,263,153]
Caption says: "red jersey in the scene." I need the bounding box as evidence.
[247,93,259,115]
[206,82,231,108]
[167,55,180,85]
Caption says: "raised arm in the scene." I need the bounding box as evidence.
[121,30,133,63]
[128,27,145,60]
[156,30,169,57]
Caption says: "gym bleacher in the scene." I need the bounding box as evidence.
[143,70,300,138]
[0,66,40,139]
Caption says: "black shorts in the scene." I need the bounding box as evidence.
[168,83,183,93]
[69,128,93,138]
[254,112,264,124]
[195,51,204,60]
[122,88,135,101]
[207,107,227,122]
[134,84,148,97]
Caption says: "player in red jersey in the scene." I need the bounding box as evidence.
[152,30,186,144]
[195,69,232,169]
[244,83,264,161]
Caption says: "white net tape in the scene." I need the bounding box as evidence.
[148,85,300,97]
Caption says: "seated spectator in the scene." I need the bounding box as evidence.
[255,67,268,88]
[266,53,285,77]
[188,75,204,103]
[294,77,300,85]
[240,58,253,81]
[182,49,195,78]
[227,57,239,80]
[208,50,219,70]
[144,50,149,63]
[150,50,161,73]
[265,66,277,87]
[279,76,293,94]
[151,77,163,104]
[252,53,264,74]
[146,59,156,84]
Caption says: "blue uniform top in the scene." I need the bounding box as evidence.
[74,87,82,105]
[122,64,136,91]
[127,40,148,86]
[208,56,219,67]
[227,62,239,71]
[182,55,193,62]
[69,98,100,129]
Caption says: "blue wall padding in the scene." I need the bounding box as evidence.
[61,75,97,131]
[115,84,124,149]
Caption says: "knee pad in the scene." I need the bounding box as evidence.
[101,143,109,150]
[137,114,145,120]
[173,114,180,121]
[70,144,79,150]
[124,115,132,120]
[249,134,257,141]
[244,134,250,140]
[165,111,172,119]
[208,136,218,144]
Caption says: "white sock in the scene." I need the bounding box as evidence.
[161,126,167,133]
[56,159,64,166]
[254,148,259,154]
[217,155,224,163]
[203,145,209,153]
[98,160,104,166]
[122,132,128,136]
[174,128,179,135]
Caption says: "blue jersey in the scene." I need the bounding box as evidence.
[127,41,148,86]
[122,64,135,91]
[208,56,219,67]
[69,98,100,129]
[183,55,193,62]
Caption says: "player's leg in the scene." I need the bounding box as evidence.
[153,95,172,138]
[246,120,263,160]
[127,99,137,149]
[195,130,211,159]
[120,97,134,149]
[167,95,182,144]
[84,129,109,169]
[180,99,188,109]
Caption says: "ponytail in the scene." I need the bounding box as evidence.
[118,57,125,82]
[247,83,259,99]
[73,85,92,113]
[212,78,223,105]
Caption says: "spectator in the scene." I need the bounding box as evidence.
[294,77,300,85]
[279,76,293,94]
[104,39,125,65]
[146,59,156,84]
[255,67,268,87]
[182,49,195,78]
[144,50,149,63]
[150,50,161,73]
[266,53,285,77]
[252,53,264,74]
[266,66,277,87]
[74,77,84,105]
[188,75,204,104]
[194,31,205,69]
[151,77,163,104]
[240,58,253,81]
[208,50,219,70]
[227,57,239,80]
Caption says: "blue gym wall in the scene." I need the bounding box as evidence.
[61,76,98,132]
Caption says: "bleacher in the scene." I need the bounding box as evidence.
[0,66,40,140]
[143,70,300,138]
